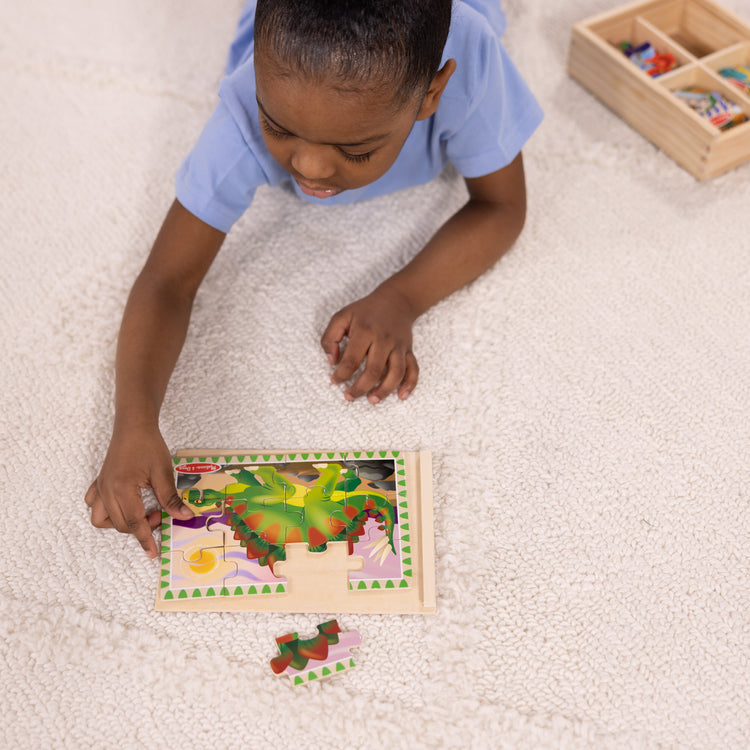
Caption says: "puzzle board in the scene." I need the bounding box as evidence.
[155,450,435,613]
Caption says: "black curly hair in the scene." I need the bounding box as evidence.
[254,0,452,102]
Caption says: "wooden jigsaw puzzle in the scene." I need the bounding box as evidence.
[155,450,435,613]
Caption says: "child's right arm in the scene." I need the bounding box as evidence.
[85,200,226,558]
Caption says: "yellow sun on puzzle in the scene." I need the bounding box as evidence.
[183,546,219,575]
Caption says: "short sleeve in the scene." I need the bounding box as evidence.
[442,27,543,178]
[175,101,267,232]
[459,0,506,38]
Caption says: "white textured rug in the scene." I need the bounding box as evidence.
[2,1,750,747]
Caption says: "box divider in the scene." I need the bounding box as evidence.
[585,0,681,34]
[634,15,698,62]
[699,42,750,99]
[693,64,750,111]
[700,40,750,65]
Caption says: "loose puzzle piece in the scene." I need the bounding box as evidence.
[270,620,361,686]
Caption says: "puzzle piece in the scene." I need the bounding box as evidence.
[270,619,361,685]
[176,542,240,590]
[359,521,395,567]
[199,507,243,557]
[178,465,237,510]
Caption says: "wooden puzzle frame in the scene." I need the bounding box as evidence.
[155,450,435,614]
[568,0,750,179]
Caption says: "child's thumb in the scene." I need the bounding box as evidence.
[154,467,194,520]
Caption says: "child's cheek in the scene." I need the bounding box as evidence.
[264,138,291,171]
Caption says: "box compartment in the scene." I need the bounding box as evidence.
[597,15,695,73]
[568,0,750,178]
[640,0,746,55]
[663,62,750,121]
[702,41,750,92]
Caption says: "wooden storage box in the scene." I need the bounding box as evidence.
[568,0,750,179]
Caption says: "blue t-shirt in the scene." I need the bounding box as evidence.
[176,0,543,233]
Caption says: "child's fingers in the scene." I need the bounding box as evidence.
[90,507,115,528]
[84,480,100,515]
[344,343,389,400]
[114,498,159,558]
[96,479,159,558]
[397,352,419,400]
[85,481,114,528]
[146,509,164,530]
[331,334,371,387]
[153,465,194,521]
[124,512,159,558]
[366,352,407,403]
[320,311,350,365]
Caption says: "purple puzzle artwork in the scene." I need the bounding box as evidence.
[159,451,415,603]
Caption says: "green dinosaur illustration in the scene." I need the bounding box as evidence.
[270,620,342,674]
[183,462,396,572]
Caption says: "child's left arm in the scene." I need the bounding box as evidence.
[321,151,527,403]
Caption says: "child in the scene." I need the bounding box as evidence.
[85,0,543,556]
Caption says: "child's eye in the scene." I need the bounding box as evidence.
[341,150,372,163]
[262,114,372,163]
[261,118,290,139]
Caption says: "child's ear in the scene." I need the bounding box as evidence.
[416,59,457,120]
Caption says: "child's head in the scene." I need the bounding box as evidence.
[255,0,452,102]
[253,0,455,198]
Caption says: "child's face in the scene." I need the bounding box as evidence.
[255,49,422,199]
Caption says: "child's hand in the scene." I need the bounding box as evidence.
[321,286,419,403]
[85,426,193,558]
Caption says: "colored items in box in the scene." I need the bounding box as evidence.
[673,87,748,130]
[719,65,750,93]
[619,41,677,77]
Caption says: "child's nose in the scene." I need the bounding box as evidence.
[290,143,335,181]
